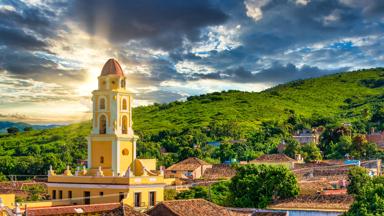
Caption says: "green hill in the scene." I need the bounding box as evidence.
[134,68,384,133]
[1,68,384,177]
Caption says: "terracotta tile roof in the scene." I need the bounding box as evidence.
[146,199,250,216]
[24,203,145,216]
[166,158,211,171]
[100,58,124,76]
[101,204,148,216]
[250,154,296,163]
[203,164,236,180]
[269,194,353,211]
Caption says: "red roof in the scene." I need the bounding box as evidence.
[146,199,250,216]
[203,164,236,180]
[100,58,124,76]
[25,203,126,216]
[269,194,353,210]
[166,157,211,171]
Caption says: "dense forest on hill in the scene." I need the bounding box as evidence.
[1,68,384,177]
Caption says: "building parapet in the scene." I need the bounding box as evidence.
[48,175,166,185]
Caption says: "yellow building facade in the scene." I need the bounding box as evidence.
[46,59,170,209]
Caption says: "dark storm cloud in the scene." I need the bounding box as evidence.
[0,0,89,84]
[69,0,228,50]
[0,25,47,50]
[0,0,56,50]
[197,63,348,84]
[239,0,383,54]
[0,49,87,83]
[1,0,384,104]
[165,0,384,85]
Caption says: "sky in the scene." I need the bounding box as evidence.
[0,0,384,124]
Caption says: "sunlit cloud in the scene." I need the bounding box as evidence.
[1,0,384,124]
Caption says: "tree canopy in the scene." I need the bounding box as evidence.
[229,164,299,208]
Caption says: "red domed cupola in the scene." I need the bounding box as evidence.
[100,58,124,76]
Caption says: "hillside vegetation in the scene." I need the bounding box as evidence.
[1,68,384,177]
[134,68,384,134]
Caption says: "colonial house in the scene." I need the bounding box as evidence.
[165,158,212,180]
[292,128,321,145]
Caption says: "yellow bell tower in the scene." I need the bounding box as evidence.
[87,58,137,176]
[46,58,174,208]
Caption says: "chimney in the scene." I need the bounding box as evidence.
[371,127,375,134]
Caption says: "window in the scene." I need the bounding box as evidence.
[122,116,127,134]
[121,79,125,88]
[134,192,141,207]
[122,99,127,110]
[149,192,156,206]
[99,98,105,110]
[99,115,106,134]
[99,192,104,197]
[68,191,72,199]
[84,191,90,205]
[100,156,104,164]
[59,190,63,200]
[119,192,125,202]
[52,190,56,199]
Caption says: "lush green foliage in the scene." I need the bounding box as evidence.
[229,164,299,208]
[0,123,90,175]
[345,171,384,215]
[301,143,323,162]
[175,165,298,208]
[23,184,48,201]
[176,186,209,200]
[347,166,371,195]
[175,181,232,206]
[164,189,177,200]
[1,69,384,175]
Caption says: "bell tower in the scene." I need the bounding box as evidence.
[87,58,137,176]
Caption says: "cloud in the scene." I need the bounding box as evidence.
[244,0,270,21]
[68,0,229,50]
[0,71,80,104]
[135,90,186,104]
[0,49,88,84]
[0,0,56,50]
[1,0,384,123]
[197,63,347,84]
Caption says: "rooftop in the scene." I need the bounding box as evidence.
[100,58,124,76]
[268,194,353,211]
[146,199,250,216]
[250,154,296,163]
[202,164,236,180]
[166,157,211,171]
[25,203,146,216]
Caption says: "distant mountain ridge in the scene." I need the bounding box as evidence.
[0,121,60,133]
